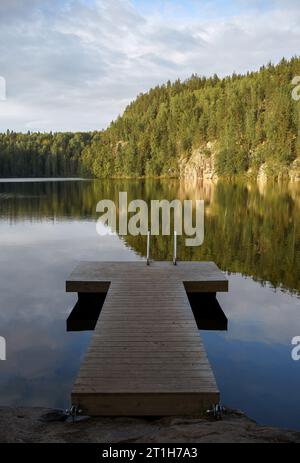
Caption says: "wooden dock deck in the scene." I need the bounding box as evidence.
[66,261,228,416]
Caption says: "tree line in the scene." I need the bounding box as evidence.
[1,57,300,178]
[0,131,93,177]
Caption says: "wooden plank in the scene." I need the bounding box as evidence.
[66,261,228,293]
[67,261,228,416]
[70,393,219,416]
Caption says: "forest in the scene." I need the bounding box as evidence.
[0,57,300,179]
[0,131,93,177]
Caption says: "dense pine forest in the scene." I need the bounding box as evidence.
[1,57,300,179]
[0,132,93,177]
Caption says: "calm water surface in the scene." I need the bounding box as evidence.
[0,178,299,430]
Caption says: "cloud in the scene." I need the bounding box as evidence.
[218,274,300,345]
[0,0,299,132]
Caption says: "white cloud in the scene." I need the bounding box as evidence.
[0,0,299,132]
[218,274,300,345]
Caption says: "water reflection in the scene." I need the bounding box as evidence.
[1,178,299,293]
[0,179,299,430]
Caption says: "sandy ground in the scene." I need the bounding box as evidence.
[0,406,300,443]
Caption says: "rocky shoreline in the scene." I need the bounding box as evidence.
[1,406,300,443]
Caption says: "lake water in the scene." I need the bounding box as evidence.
[0,178,299,430]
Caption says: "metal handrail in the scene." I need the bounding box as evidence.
[146,231,150,266]
[173,231,177,266]
[147,230,177,266]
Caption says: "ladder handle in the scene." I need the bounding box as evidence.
[146,231,150,266]
[147,231,177,265]
[173,231,177,266]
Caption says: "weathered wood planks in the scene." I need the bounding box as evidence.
[66,261,228,416]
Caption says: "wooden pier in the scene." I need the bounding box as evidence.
[66,261,228,416]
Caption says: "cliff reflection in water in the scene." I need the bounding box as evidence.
[1,178,299,295]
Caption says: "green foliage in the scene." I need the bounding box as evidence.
[1,57,300,178]
[0,131,93,177]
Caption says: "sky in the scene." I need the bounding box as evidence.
[0,0,299,132]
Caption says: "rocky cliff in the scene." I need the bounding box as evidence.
[179,142,300,183]
[179,142,218,181]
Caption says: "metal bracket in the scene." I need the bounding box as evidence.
[206,403,226,420]
[66,404,82,423]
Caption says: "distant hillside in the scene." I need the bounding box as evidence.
[1,57,300,180]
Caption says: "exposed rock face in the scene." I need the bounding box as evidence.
[257,163,269,183]
[179,142,218,181]
[257,161,300,183]
[289,158,300,182]
[1,407,300,443]
[180,144,300,183]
